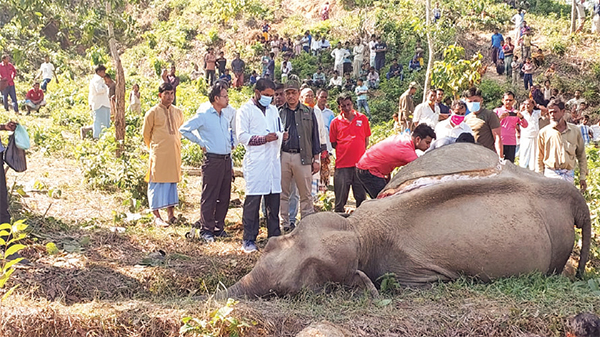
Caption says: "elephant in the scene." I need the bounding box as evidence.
[223,143,591,298]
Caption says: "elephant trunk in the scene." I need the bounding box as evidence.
[216,269,270,300]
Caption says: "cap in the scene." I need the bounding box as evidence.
[409,81,419,89]
[284,79,300,91]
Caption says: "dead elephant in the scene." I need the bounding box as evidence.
[223,143,591,298]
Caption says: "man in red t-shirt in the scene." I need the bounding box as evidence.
[356,124,436,198]
[0,55,18,113]
[329,92,371,212]
[24,82,46,114]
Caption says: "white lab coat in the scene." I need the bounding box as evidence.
[236,99,283,195]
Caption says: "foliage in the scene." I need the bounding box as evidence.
[180,298,254,336]
[432,45,484,98]
[377,272,400,293]
[479,78,509,110]
[0,220,28,303]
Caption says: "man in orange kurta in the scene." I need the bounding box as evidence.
[141,82,184,227]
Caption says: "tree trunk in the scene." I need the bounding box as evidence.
[423,0,434,104]
[571,0,577,34]
[106,1,126,157]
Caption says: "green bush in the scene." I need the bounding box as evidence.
[479,78,507,110]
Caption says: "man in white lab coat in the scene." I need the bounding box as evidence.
[236,78,284,253]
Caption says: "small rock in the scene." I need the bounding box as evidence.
[296,321,350,337]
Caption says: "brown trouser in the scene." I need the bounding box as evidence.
[197,153,232,233]
[280,151,314,226]
[233,72,244,88]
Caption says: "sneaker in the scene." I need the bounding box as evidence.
[242,240,258,253]
[201,232,215,243]
[214,230,230,238]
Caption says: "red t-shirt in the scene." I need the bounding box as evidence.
[26,89,44,102]
[356,135,418,178]
[329,111,371,168]
[0,62,16,86]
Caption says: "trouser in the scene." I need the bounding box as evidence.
[512,69,519,86]
[519,136,537,171]
[353,58,363,77]
[356,99,371,119]
[375,56,385,72]
[504,55,513,77]
[491,46,499,65]
[356,168,388,199]
[205,70,215,86]
[41,78,51,91]
[334,63,343,76]
[197,154,232,233]
[280,152,314,226]
[522,46,531,60]
[0,156,11,225]
[503,145,516,163]
[343,62,352,74]
[233,72,244,88]
[243,193,281,241]
[288,181,299,225]
[93,106,111,139]
[334,167,366,213]
[2,85,18,113]
[523,73,533,90]
[544,168,574,183]
[370,55,376,68]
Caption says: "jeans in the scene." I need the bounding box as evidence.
[205,70,215,86]
[504,55,513,78]
[334,167,366,213]
[41,78,52,91]
[523,74,533,90]
[93,106,111,139]
[243,193,280,241]
[2,85,18,113]
[356,99,371,119]
[356,168,388,199]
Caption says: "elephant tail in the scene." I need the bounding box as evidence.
[575,195,591,278]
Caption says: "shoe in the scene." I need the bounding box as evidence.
[214,230,230,238]
[185,228,199,240]
[201,232,215,243]
[154,217,170,227]
[242,240,258,253]
[282,223,296,233]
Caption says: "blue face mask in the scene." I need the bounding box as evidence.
[466,101,481,113]
[259,95,273,107]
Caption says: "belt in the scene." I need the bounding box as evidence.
[205,153,231,160]
[283,149,300,153]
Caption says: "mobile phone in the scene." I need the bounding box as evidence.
[508,111,517,117]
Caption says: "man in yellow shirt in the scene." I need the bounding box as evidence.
[537,99,587,192]
[141,83,184,227]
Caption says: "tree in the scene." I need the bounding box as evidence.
[106,1,126,157]
[431,45,484,99]
[571,0,577,34]
[423,0,434,103]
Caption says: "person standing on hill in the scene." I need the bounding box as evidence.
[352,38,365,78]
[35,56,59,92]
[204,48,217,86]
[354,79,371,120]
[129,83,142,114]
[494,91,528,163]
[575,0,587,33]
[510,9,525,42]
[179,82,234,243]
[231,53,245,89]
[331,42,350,77]
[321,2,330,20]
[463,87,503,158]
[330,92,371,213]
[490,28,504,66]
[502,37,515,78]
[368,34,377,68]
[593,1,600,34]
[522,57,534,90]
[398,82,417,132]
[518,99,543,171]
[142,82,184,227]
[537,99,587,192]
[216,51,227,77]
[88,64,110,139]
[165,65,180,105]
[373,36,387,72]
[0,55,18,114]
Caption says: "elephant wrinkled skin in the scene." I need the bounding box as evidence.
[223,143,591,298]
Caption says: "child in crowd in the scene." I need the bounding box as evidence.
[129,83,141,113]
[281,61,292,83]
[511,56,521,87]
[521,57,534,90]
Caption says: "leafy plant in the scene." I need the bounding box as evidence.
[180,298,254,336]
[432,45,484,98]
[0,220,28,303]
[377,272,400,293]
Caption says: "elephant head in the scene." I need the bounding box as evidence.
[221,212,378,299]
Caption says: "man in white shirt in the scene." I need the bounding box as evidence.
[36,56,59,92]
[319,37,331,51]
[331,42,350,76]
[566,90,585,111]
[518,98,543,170]
[328,71,342,89]
[511,9,525,41]
[368,34,377,68]
[412,89,441,129]
[434,100,472,139]
[87,64,111,139]
[311,34,321,55]
[352,38,365,78]
[576,0,587,33]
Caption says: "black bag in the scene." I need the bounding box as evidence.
[4,134,27,172]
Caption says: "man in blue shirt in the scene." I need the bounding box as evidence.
[490,28,504,66]
[179,82,236,243]
[354,79,371,120]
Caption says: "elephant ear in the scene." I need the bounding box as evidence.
[348,270,380,298]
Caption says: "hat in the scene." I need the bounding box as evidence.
[409,81,419,89]
[284,79,300,91]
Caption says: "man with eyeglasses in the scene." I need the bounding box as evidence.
[180,82,236,243]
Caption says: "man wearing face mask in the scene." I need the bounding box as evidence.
[463,87,503,158]
[236,78,284,253]
[537,99,587,192]
[434,100,472,140]
[279,80,321,232]
[356,124,436,199]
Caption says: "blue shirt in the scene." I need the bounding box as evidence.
[355,85,368,100]
[179,104,234,155]
[491,33,504,48]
